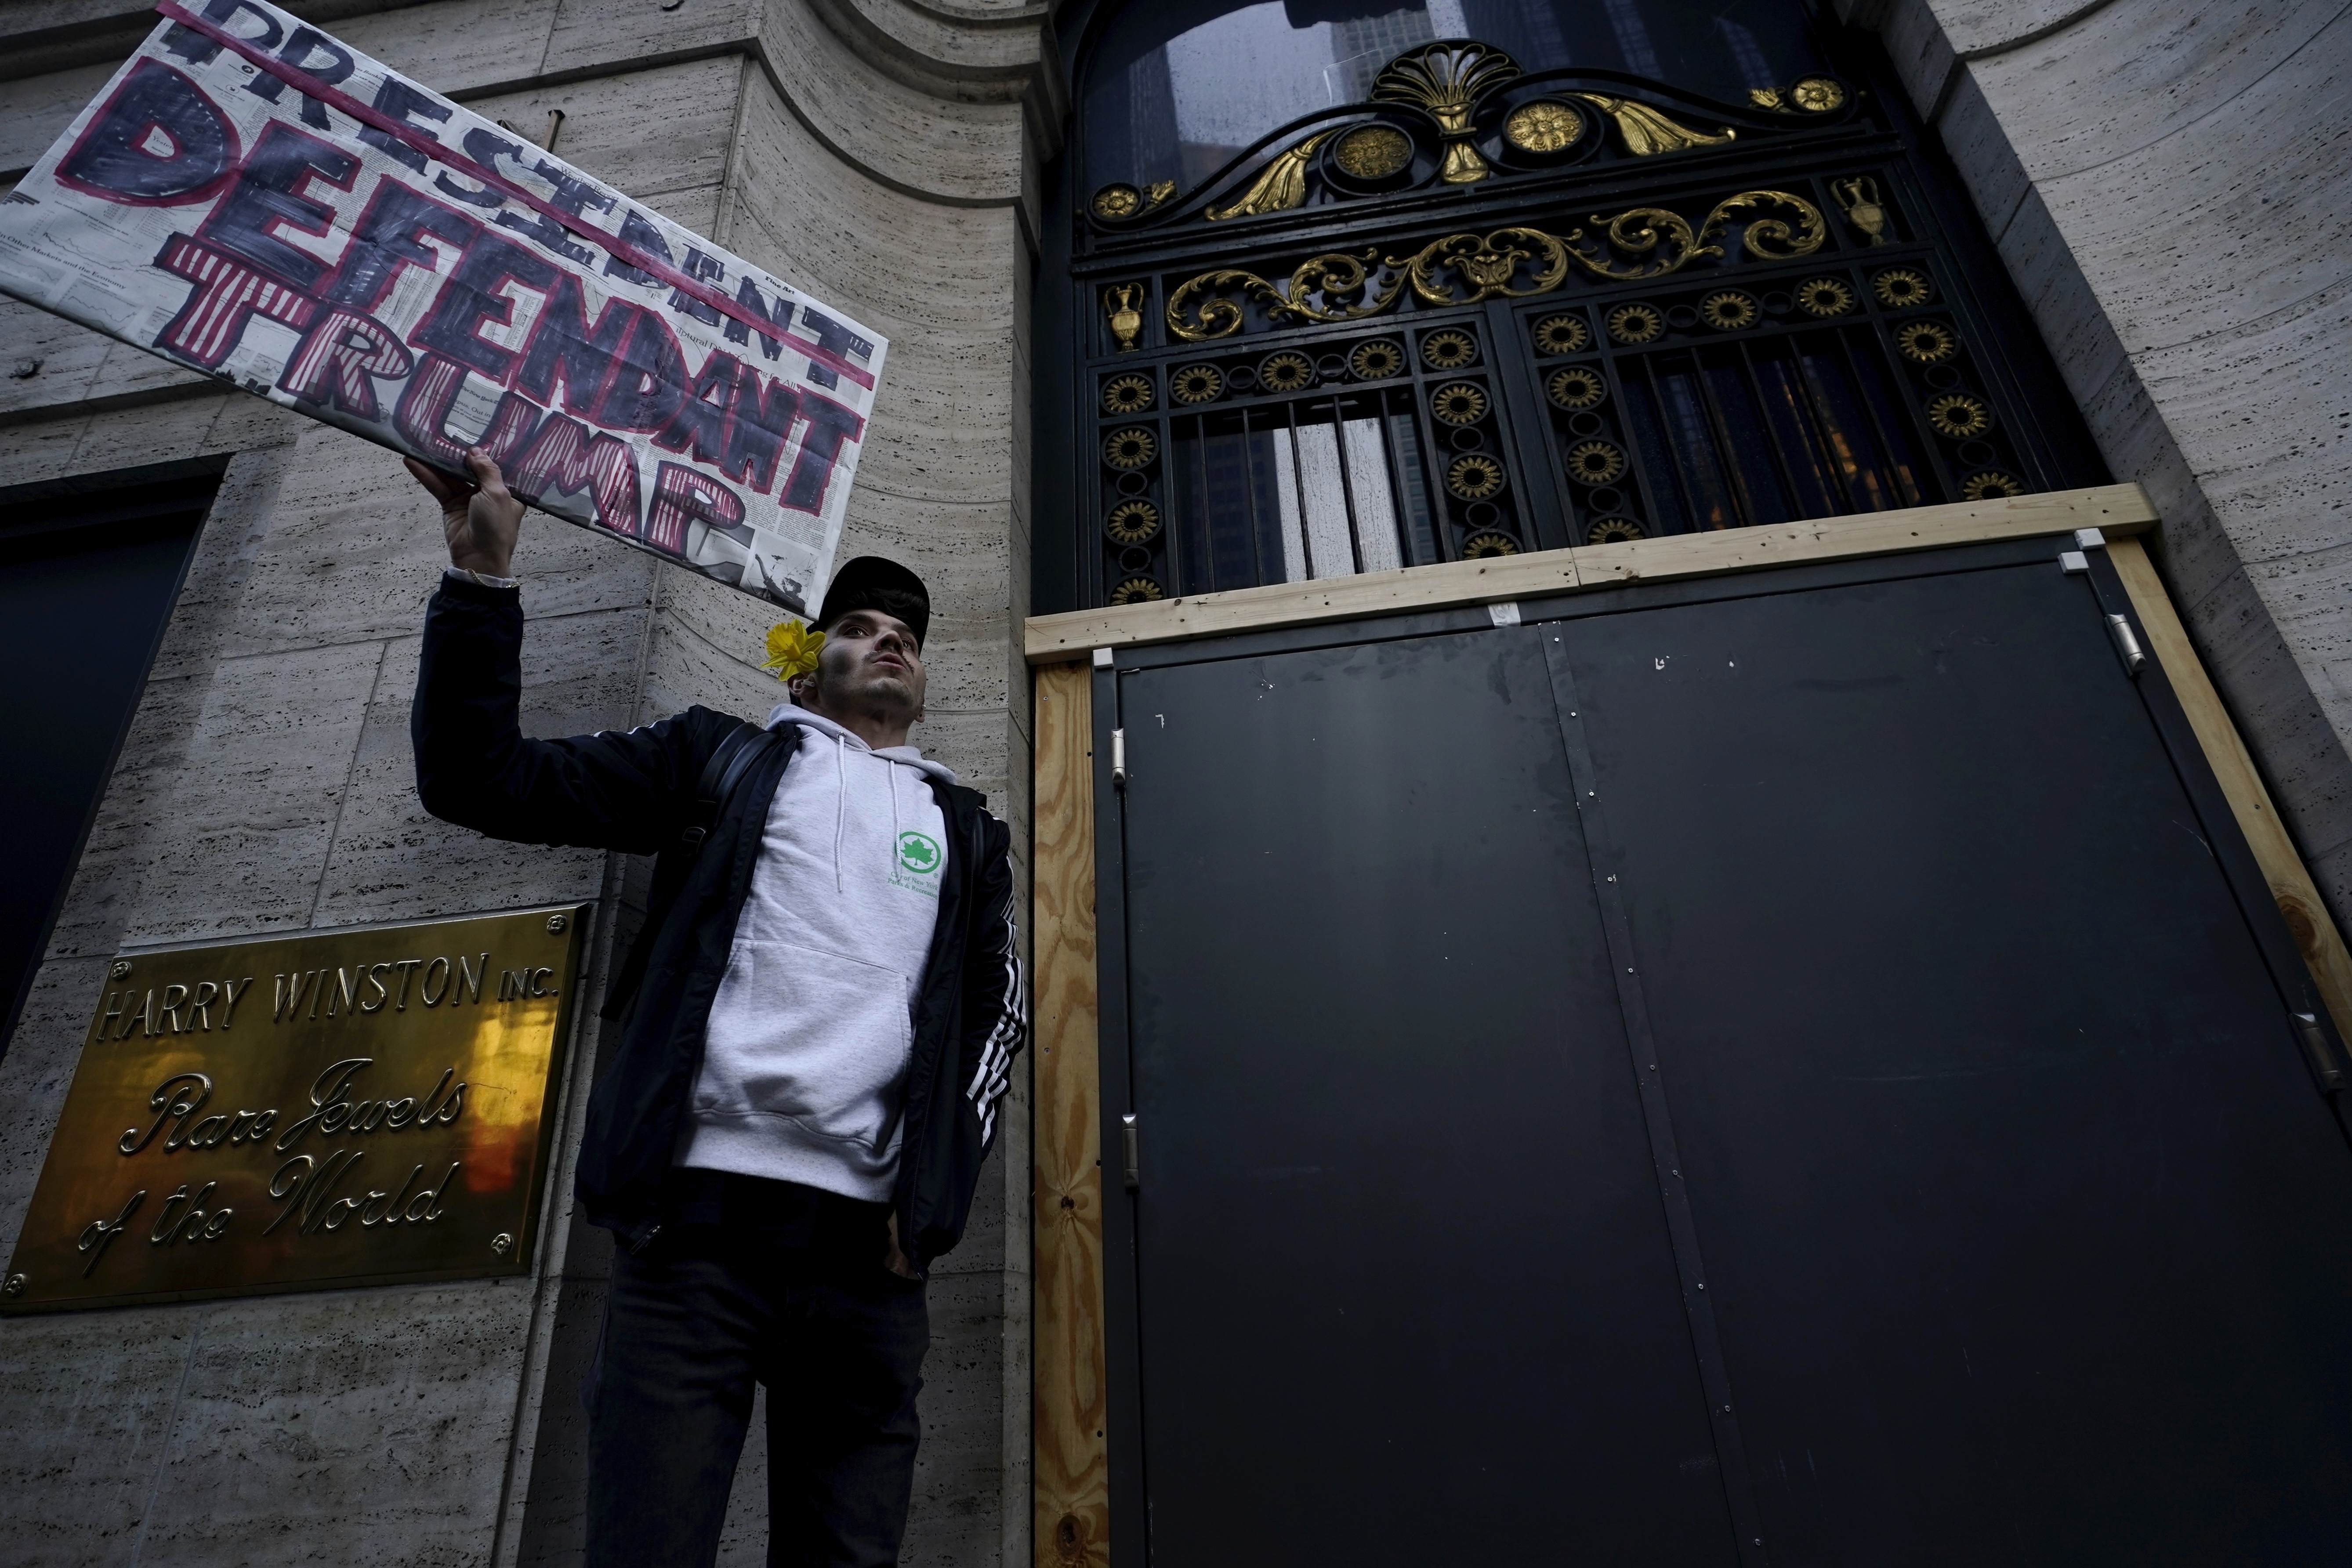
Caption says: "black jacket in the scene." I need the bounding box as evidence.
[411,575,1023,1271]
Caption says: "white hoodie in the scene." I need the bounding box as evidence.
[678,703,956,1201]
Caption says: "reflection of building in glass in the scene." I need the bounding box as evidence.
[1330,8,1436,101]
[1602,0,1660,76]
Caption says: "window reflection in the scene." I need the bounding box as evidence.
[1084,0,1824,190]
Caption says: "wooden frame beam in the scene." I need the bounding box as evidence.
[1025,483,2156,663]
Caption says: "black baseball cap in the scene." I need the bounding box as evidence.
[815,555,930,648]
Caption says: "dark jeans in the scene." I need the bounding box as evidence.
[583,1173,929,1568]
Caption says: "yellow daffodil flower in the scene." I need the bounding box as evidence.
[761,619,826,681]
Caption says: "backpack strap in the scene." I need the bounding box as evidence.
[681,721,774,847]
[600,721,787,1021]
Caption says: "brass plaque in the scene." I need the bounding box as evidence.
[1,905,587,1313]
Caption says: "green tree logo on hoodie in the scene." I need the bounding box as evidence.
[897,832,941,876]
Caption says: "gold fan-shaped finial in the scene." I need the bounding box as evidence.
[1373,41,1520,184]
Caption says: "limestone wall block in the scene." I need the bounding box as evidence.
[0,58,111,177]
[1967,0,2333,180]
[122,1282,537,1567]
[1985,186,2129,408]
[899,1260,1018,1568]
[0,1287,210,1567]
[331,0,562,97]
[757,0,1028,207]
[53,388,233,478]
[0,297,116,417]
[642,559,791,724]
[2016,14,2352,355]
[1873,0,1962,118]
[725,82,1021,336]
[1918,0,2108,55]
[117,637,386,944]
[838,496,1018,714]
[460,56,743,206]
[311,618,633,929]
[538,0,760,82]
[2131,277,2352,565]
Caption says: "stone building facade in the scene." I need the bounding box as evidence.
[0,0,2343,1564]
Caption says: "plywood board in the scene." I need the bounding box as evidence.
[1030,661,1109,1568]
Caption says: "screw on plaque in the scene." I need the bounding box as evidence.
[547,914,568,933]
[2,1273,25,1296]
[110,960,132,980]
[492,1233,515,1256]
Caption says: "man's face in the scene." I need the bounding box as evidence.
[803,608,925,719]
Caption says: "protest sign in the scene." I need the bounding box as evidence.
[0,0,887,612]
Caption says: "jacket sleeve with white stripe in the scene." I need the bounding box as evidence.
[960,810,1026,1158]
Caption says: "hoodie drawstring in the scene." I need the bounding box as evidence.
[831,732,848,893]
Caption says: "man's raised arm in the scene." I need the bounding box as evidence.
[408,447,721,854]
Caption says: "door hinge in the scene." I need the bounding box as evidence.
[2293,1013,2347,1096]
[1111,728,1127,789]
[2105,613,2147,676]
[1120,1114,1139,1189]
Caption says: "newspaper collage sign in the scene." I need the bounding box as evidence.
[0,0,888,612]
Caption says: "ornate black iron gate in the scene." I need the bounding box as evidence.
[1038,29,2106,612]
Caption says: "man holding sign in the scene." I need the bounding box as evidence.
[0,5,1008,1557]
[411,447,1023,1568]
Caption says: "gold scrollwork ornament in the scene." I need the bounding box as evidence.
[1164,188,1823,342]
[1562,189,1823,282]
[1374,41,1523,184]
[1397,227,1569,305]
[1569,93,1734,156]
[1207,132,1335,221]
[1165,249,1407,342]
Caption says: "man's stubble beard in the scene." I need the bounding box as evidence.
[809,667,921,722]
